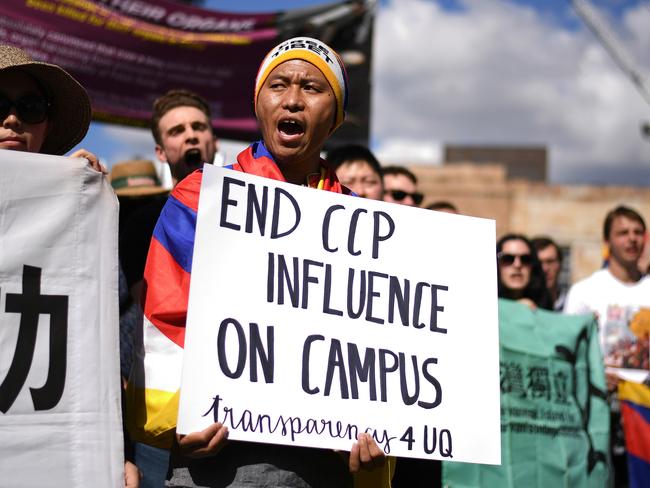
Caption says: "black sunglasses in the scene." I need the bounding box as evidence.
[388,189,424,205]
[497,252,533,266]
[0,94,50,124]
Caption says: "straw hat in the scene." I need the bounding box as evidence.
[110,159,168,197]
[0,44,91,155]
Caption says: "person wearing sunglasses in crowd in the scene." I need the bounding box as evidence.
[0,44,104,171]
[0,44,138,487]
[381,166,423,207]
[497,233,553,310]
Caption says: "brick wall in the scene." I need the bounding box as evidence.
[411,163,650,283]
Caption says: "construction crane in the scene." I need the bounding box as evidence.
[571,0,650,136]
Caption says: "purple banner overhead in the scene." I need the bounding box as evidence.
[0,0,374,143]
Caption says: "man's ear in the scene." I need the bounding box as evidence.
[155,144,167,164]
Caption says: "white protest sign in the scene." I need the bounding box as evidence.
[177,164,500,464]
[0,150,123,487]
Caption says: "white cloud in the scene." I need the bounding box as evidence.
[372,0,650,183]
[374,139,443,165]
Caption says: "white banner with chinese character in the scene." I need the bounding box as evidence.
[0,150,123,487]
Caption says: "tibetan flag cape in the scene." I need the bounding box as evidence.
[127,141,350,449]
[619,381,650,488]
[443,299,610,487]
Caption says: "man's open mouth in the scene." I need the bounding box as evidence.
[184,148,203,167]
[278,119,304,136]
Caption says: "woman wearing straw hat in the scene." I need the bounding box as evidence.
[0,44,104,172]
[1,44,139,487]
[132,37,390,487]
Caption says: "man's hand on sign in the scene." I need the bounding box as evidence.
[176,422,229,458]
[70,148,108,174]
[346,433,386,473]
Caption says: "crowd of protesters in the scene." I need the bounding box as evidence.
[2,36,649,488]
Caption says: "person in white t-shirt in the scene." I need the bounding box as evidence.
[564,205,650,372]
[564,205,650,488]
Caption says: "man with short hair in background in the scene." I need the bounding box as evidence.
[124,89,218,488]
[381,166,423,207]
[121,89,219,299]
[564,205,650,487]
[328,144,384,201]
[532,236,566,311]
[152,89,218,185]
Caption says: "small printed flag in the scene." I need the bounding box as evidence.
[619,381,650,488]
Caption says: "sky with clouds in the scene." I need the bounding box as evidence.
[371,0,650,184]
[84,0,650,185]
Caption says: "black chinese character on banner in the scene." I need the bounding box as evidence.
[553,370,570,404]
[0,265,68,413]
[527,366,551,401]
[500,361,527,397]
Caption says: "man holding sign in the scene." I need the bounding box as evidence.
[130,38,391,487]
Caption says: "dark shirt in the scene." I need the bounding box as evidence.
[167,441,353,488]
[392,458,441,488]
[119,195,167,290]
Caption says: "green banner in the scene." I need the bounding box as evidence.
[443,299,609,487]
